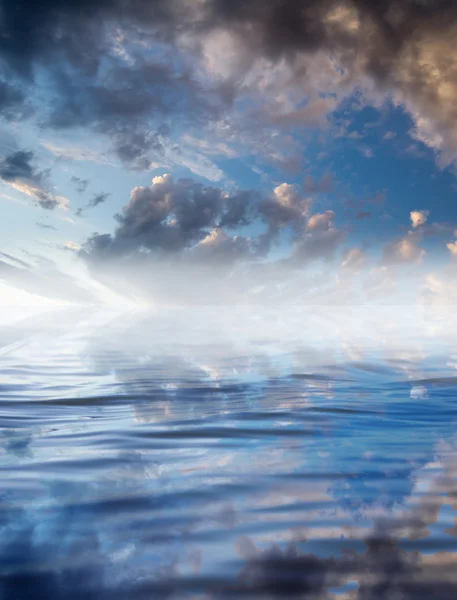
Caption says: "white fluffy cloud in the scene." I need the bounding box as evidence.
[384,236,426,265]
[410,210,429,229]
[306,210,335,232]
[447,240,457,257]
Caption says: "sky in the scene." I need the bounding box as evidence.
[1,0,457,305]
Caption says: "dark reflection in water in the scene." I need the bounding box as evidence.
[2,306,457,598]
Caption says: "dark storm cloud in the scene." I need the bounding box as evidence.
[83,175,257,257]
[77,174,350,304]
[0,0,229,168]
[202,0,457,161]
[44,62,217,130]
[218,190,258,228]
[42,58,231,169]
[1,0,457,167]
[0,150,35,181]
[206,0,457,67]
[0,0,174,77]
[2,0,454,75]
[0,150,66,209]
[204,0,457,159]
[81,175,319,265]
[108,125,165,171]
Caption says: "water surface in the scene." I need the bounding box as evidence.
[2,306,457,598]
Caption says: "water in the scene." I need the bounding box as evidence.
[2,305,457,598]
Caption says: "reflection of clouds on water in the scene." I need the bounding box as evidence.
[224,445,457,599]
[215,448,457,598]
[220,532,457,599]
[2,307,457,597]
[73,309,457,524]
[0,427,33,459]
[410,385,429,399]
[2,458,457,600]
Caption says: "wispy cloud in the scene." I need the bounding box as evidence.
[0,150,68,210]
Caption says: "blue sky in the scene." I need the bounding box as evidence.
[1,0,457,305]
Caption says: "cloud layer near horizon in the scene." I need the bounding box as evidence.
[70,172,449,306]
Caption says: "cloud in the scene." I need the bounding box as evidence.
[76,191,111,216]
[303,173,334,194]
[383,233,426,266]
[2,0,457,172]
[77,173,353,303]
[64,241,81,252]
[83,174,263,260]
[194,228,253,263]
[258,183,311,237]
[203,1,457,162]
[341,247,365,271]
[411,210,429,229]
[447,240,457,257]
[36,222,57,230]
[0,80,31,120]
[70,176,89,193]
[291,226,346,264]
[42,140,116,166]
[0,150,68,210]
[81,177,345,295]
[113,174,225,251]
[89,192,110,208]
[421,272,457,305]
[306,210,335,232]
[268,96,338,127]
[0,253,97,303]
[40,57,231,170]
[105,123,166,171]
[383,131,397,140]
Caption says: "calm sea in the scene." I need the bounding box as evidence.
[1,305,457,599]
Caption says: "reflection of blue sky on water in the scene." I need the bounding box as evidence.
[2,307,457,597]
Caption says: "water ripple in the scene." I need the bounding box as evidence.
[2,307,457,598]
